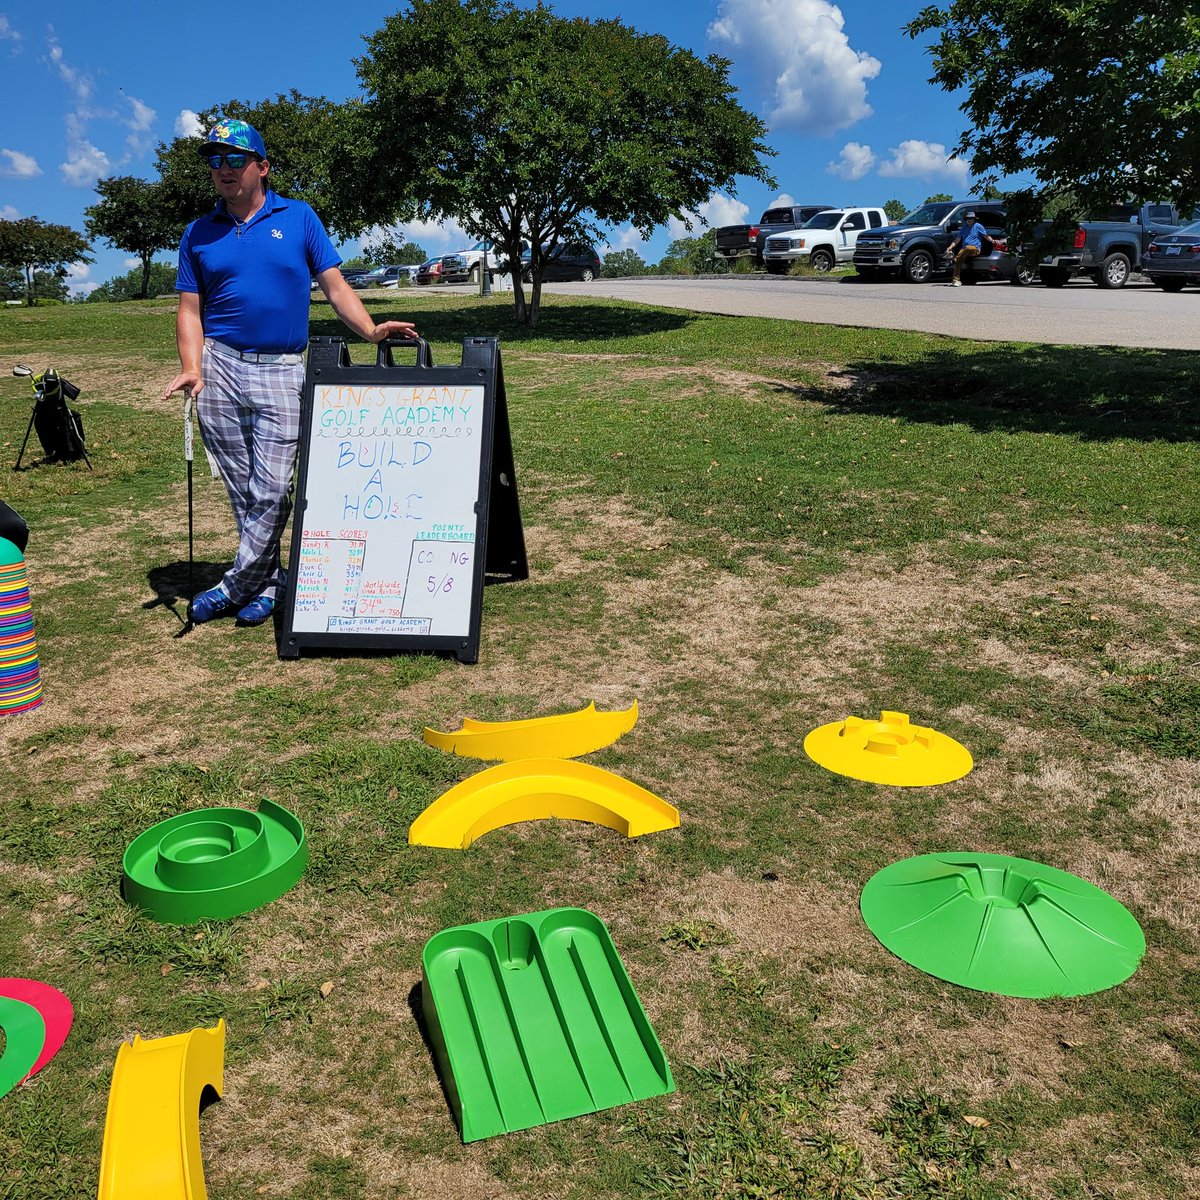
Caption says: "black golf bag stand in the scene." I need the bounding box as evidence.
[15,368,91,471]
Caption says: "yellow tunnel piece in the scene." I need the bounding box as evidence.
[408,758,679,849]
[423,700,638,761]
[97,1021,225,1200]
[804,710,973,787]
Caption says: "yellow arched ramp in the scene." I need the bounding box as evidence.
[423,700,638,762]
[98,1021,224,1200]
[408,758,678,849]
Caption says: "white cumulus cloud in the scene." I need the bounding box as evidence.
[0,16,22,43]
[61,114,112,187]
[65,262,90,282]
[123,95,157,154]
[827,141,876,181]
[708,0,881,133]
[878,139,970,183]
[667,191,750,240]
[769,193,797,207]
[175,109,204,138]
[47,31,91,102]
[0,149,41,177]
[600,224,654,257]
[0,205,19,220]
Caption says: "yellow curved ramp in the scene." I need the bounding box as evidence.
[97,1020,225,1200]
[408,758,678,849]
[423,700,638,761]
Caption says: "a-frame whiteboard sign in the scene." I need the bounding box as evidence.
[279,336,526,663]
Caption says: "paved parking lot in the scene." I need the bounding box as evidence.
[538,275,1200,350]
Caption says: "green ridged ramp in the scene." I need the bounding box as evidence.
[422,907,674,1141]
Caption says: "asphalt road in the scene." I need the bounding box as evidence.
[539,274,1200,350]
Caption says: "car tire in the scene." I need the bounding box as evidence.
[1153,276,1186,293]
[1012,265,1037,286]
[1097,252,1131,289]
[809,249,835,273]
[1040,268,1071,288]
[468,265,481,285]
[522,270,533,284]
[902,248,935,283]
[579,267,595,282]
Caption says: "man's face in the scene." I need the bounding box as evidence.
[209,153,269,204]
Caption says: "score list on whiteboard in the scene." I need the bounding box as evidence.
[291,382,485,636]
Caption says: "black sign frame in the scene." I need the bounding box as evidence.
[279,336,526,663]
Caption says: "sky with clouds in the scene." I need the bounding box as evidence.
[0,0,1007,293]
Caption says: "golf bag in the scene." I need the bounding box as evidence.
[0,500,27,553]
[17,369,90,470]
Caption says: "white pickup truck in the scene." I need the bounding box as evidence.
[762,207,888,274]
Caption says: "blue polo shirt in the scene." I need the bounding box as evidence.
[175,190,340,354]
[962,219,986,249]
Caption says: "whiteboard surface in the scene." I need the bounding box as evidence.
[291,382,485,635]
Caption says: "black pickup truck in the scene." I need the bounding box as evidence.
[715,204,834,266]
[852,200,1033,284]
[1038,202,1195,288]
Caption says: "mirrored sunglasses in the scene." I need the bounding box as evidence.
[205,152,255,170]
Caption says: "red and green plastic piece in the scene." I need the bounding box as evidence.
[122,798,307,924]
[422,907,674,1141]
[861,852,1145,998]
[0,978,73,1099]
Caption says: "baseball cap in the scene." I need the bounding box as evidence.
[200,119,266,160]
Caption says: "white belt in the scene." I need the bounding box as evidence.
[205,338,304,366]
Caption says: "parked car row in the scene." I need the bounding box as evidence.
[415,242,603,285]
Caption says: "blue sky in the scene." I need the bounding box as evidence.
[0,0,999,293]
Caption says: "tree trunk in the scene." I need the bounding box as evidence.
[140,252,152,299]
[512,277,529,324]
[528,274,542,328]
[24,264,33,307]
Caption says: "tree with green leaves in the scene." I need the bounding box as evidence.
[923,193,953,204]
[362,234,426,266]
[85,177,183,299]
[0,218,90,307]
[0,267,68,304]
[883,199,908,223]
[602,248,647,277]
[155,91,352,235]
[84,261,177,303]
[658,231,729,276]
[347,0,774,325]
[906,2,1200,222]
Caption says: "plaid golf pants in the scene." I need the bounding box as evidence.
[197,341,305,605]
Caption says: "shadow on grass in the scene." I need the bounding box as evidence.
[309,301,695,349]
[821,342,1200,443]
[145,559,229,620]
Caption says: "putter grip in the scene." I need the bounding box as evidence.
[183,395,194,462]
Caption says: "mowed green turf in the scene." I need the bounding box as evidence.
[0,292,1197,1199]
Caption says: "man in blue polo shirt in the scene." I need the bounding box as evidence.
[161,119,418,626]
[944,210,987,286]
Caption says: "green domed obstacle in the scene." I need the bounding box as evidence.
[861,852,1145,998]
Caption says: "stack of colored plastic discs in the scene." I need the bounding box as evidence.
[0,537,42,715]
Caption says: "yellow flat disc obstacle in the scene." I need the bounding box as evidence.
[804,710,973,786]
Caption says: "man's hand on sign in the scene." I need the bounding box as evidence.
[368,320,420,344]
[162,369,203,402]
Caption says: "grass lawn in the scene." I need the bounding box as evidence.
[0,291,1197,1199]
